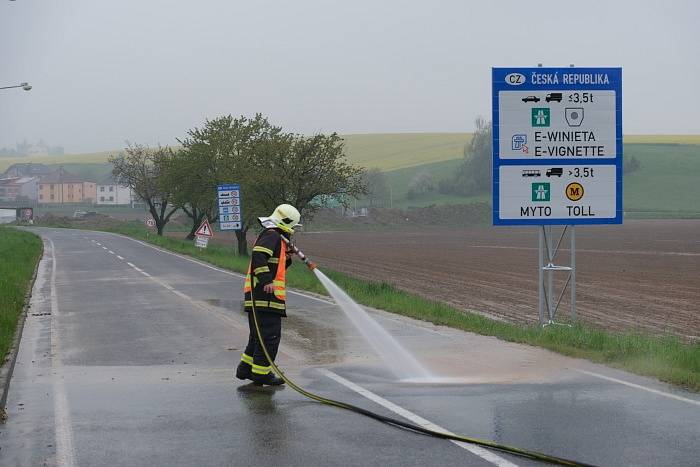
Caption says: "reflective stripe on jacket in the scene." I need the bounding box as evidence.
[244,229,290,315]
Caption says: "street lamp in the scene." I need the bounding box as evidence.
[0,82,32,91]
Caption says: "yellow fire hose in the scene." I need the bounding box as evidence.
[248,243,598,467]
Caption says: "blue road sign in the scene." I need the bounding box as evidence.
[217,183,242,230]
[492,67,622,225]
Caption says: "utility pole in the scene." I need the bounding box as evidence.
[0,82,32,92]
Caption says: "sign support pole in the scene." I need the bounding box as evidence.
[547,225,554,320]
[538,228,545,324]
[571,226,576,321]
[538,225,576,326]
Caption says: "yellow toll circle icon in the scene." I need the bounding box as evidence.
[566,182,585,201]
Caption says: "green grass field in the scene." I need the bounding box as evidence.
[2,133,698,173]
[0,133,473,173]
[0,227,42,363]
[625,135,700,144]
[379,143,700,213]
[624,144,700,214]
[381,158,487,208]
[342,133,471,170]
[0,151,116,172]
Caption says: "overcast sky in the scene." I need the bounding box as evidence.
[1,0,698,153]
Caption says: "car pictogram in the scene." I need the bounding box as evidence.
[522,95,540,103]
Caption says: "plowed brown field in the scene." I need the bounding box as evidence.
[296,220,700,340]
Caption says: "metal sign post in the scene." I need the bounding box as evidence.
[492,67,622,325]
[538,225,576,326]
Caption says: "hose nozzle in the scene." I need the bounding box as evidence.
[282,237,317,271]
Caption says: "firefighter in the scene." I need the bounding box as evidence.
[236,204,301,386]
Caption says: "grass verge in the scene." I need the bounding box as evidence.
[45,221,700,391]
[0,227,42,363]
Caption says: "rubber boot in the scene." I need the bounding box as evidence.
[236,361,252,380]
[251,372,285,386]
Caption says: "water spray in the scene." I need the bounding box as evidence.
[247,237,596,466]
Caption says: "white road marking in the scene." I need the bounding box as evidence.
[95,242,101,246]
[108,250,115,255]
[116,255,124,260]
[48,239,77,467]
[573,368,700,406]
[125,261,145,273]
[102,246,108,250]
[320,369,518,467]
[172,290,189,300]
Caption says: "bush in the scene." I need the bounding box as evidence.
[624,155,641,174]
[406,171,434,199]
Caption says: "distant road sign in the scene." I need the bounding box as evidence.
[492,67,622,225]
[194,218,213,237]
[195,235,209,248]
[145,218,155,228]
[217,183,242,230]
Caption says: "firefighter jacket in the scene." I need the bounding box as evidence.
[243,228,293,316]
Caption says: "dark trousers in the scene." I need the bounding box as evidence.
[243,310,282,369]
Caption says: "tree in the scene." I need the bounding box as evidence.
[162,147,220,240]
[623,155,641,174]
[177,114,286,255]
[462,117,493,194]
[438,118,492,196]
[248,131,367,222]
[171,115,366,255]
[360,168,390,208]
[406,171,434,199]
[110,144,178,235]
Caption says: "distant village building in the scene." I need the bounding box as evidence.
[0,177,39,202]
[96,175,134,206]
[26,144,50,156]
[38,168,96,204]
[3,163,52,178]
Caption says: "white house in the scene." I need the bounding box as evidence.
[26,144,49,156]
[96,175,134,206]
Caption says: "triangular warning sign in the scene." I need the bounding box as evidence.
[195,218,214,237]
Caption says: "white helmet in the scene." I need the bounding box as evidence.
[259,204,301,234]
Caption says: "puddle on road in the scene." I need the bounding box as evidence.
[203,298,345,366]
[203,298,241,311]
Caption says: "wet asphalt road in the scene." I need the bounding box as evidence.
[1,228,698,466]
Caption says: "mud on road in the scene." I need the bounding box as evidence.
[296,220,700,340]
